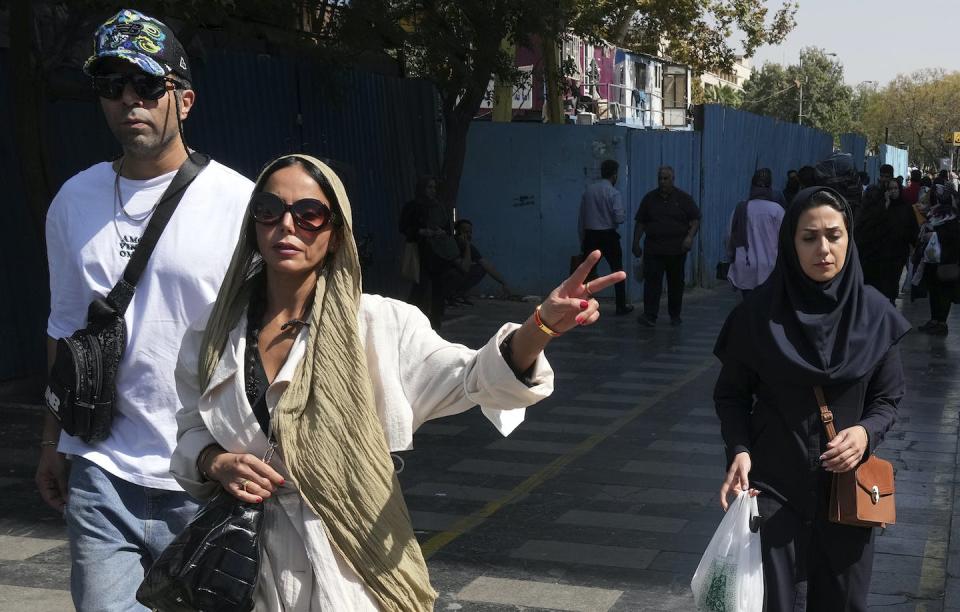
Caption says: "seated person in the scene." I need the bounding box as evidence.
[449,219,513,304]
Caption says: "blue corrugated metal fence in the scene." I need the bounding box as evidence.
[699,105,835,287]
[864,145,909,184]
[458,105,842,296]
[840,133,867,171]
[0,49,440,381]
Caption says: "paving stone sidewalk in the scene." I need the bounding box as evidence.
[0,287,958,611]
[408,289,960,612]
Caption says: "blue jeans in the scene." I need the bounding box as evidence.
[66,456,199,612]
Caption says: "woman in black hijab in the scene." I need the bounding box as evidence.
[713,187,910,611]
[855,178,919,303]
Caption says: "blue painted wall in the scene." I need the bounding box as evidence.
[840,133,867,171]
[457,123,633,299]
[864,144,909,184]
[458,105,839,297]
[699,105,834,286]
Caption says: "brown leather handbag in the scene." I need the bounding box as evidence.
[815,386,896,528]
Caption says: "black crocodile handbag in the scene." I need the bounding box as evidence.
[136,489,264,612]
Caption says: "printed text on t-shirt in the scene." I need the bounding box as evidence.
[119,235,141,258]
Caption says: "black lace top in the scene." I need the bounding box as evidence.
[245,281,272,436]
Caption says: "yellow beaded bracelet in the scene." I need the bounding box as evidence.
[534,305,562,337]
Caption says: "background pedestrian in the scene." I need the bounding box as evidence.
[633,166,701,326]
[578,159,632,315]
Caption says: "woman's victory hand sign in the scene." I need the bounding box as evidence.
[538,250,627,333]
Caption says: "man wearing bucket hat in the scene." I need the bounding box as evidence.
[36,9,253,610]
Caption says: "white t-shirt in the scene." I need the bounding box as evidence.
[46,159,253,490]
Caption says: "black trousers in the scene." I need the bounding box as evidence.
[862,261,903,304]
[581,229,627,309]
[642,253,686,320]
[757,495,874,611]
[926,264,956,322]
[416,248,454,330]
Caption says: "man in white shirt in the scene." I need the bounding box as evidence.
[35,9,253,611]
[577,159,633,314]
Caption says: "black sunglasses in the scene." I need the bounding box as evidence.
[250,192,337,231]
[92,73,177,100]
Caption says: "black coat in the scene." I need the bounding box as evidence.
[714,346,903,521]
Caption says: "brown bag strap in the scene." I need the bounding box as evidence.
[814,386,838,441]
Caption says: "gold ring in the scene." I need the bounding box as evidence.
[239,478,249,493]
[584,281,593,297]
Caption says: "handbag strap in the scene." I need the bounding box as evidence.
[106,153,211,313]
[814,385,838,441]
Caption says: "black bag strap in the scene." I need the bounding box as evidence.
[106,153,211,313]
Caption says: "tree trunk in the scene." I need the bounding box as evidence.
[10,0,52,248]
[542,34,565,124]
[492,38,515,122]
[437,80,489,212]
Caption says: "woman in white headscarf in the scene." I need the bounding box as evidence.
[169,154,623,611]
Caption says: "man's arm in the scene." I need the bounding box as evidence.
[632,220,645,257]
[681,195,701,252]
[37,337,68,513]
[610,189,625,226]
[37,200,70,514]
[632,196,647,257]
[682,219,701,252]
[454,236,473,274]
[480,258,509,289]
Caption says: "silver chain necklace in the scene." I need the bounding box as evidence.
[113,157,163,238]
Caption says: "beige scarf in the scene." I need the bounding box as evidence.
[198,154,436,611]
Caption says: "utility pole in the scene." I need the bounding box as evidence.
[798,54,803,125]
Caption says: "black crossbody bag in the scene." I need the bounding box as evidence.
[44,154,210,443]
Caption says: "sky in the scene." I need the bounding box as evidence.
[747,0,957,86]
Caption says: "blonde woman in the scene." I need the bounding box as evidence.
[169,154,623,610]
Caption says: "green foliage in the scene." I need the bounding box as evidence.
[740,47,853,135]
[704,84,743,107]
[338,0,798,105]
[338,0,576,106]
[861,69,960,168]
[574,0,797,75]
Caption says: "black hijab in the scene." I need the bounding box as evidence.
[715,186,910,386]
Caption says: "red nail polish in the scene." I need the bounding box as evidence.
[580,300,588,309]
[256,496,263,503]
[279,479,285,486]
[575,315,584,324]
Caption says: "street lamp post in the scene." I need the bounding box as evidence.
[798,51,837,125]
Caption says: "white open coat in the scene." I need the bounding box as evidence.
[170,294,554,609]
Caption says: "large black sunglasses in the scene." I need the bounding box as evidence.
[250,192,337,232]
[92,73,177,101]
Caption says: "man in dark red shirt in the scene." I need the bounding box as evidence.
[632,166,701,326]
[902,169,923,205]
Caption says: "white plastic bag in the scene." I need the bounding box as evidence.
[690,492,763,612]
[925,231,942,263]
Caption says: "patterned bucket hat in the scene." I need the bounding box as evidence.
[83,9,191,83]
